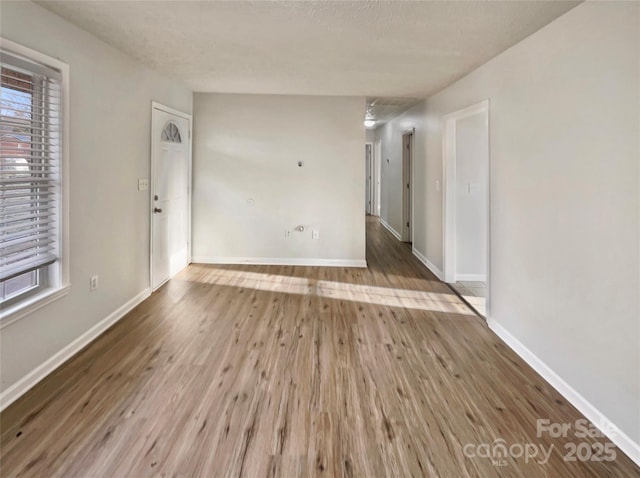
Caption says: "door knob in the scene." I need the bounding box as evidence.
[154,207,163,213]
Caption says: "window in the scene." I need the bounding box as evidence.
[0,40,68,322]
[161,121,182,143]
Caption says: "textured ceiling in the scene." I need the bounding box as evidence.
[38,1,579,97]
[366,97,421,126]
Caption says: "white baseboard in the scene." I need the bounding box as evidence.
[456,273,487,282]
[412,247,444,281]
[488,318,640,467]
[380,218,402,241]
[0,288,151,412]
[192,257,367,268]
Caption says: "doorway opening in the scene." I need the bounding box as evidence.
[150,102,192,291]
[442,100,489,317]
[402,129,414,243]
[365,143,373,215]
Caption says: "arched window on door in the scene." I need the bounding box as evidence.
[161,121,182,143]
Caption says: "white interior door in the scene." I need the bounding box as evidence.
[365,144,372,214]
[375,140,382,216]
[402,132,413,242]
[151,105,191,290]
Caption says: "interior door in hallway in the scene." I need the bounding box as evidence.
[365,143,373,214]
[402,131,413,242]
[151,104,191,290]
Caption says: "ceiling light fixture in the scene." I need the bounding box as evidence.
[364,119,376,128]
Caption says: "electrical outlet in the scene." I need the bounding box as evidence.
[90,275,99,291]
[312,229,320,240]
[138,179,149,191]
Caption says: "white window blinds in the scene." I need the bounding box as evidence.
[0,50,62,282]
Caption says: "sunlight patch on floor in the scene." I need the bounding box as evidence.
[184,267,475,316]
[460,295,486,316]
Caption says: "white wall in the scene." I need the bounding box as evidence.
[192,94,366,265]
[365,129,376,143]
[378,1,640,449]
[454,112,488,279]
[0,2,192,393]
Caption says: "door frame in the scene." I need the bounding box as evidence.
[365,142,374,215]
[401,128,414,243]
[442,100,490,311]
[150,101,193,291]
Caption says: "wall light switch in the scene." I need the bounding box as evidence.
[138,179,149,191]
[285,229,292,239]
[312,229,320,240]
[436,179,441,192]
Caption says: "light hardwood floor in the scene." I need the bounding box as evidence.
[451,282,486,318]
[1,217,638,477]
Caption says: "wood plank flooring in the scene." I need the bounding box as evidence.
[1,216,638,477]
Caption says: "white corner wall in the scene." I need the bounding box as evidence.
[378,1,640,456]
[192,94,366,266]
[0,2,193,398]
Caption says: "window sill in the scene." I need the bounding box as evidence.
[0,284,70,329]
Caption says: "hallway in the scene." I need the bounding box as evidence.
[0,217,637,477]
